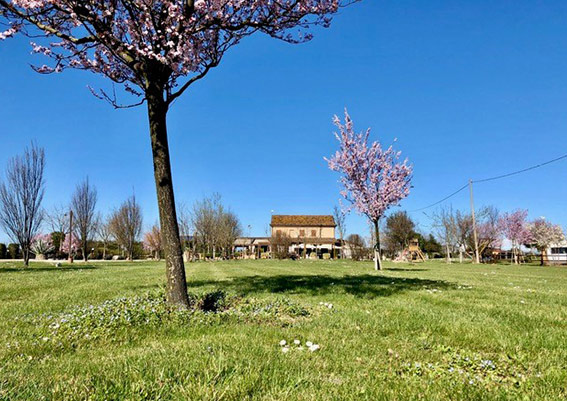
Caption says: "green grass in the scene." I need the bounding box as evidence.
[1,259,567,400]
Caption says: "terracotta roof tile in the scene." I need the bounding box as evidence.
[270,215,336,227]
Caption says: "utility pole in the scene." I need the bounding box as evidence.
[67,210,74,264]
[469,180,480,264]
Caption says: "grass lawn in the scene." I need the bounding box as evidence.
[1,259,566,400]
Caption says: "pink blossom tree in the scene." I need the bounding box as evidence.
[326,110,413,270]
[143,224,162,260]
[0,0,358,306]
[529,218,565,266]
[60,232,81,259]
[498,209,531,264]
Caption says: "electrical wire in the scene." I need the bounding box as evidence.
[408,153,567,212]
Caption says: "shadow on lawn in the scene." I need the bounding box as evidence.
[0,265,98,273]
[189,274,454,298]
[384,267,429,272]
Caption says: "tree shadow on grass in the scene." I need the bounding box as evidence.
[189,274,455,298]
[0,265,98,273]
[384,267,429,272]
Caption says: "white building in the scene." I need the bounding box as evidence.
[547,241,567,264]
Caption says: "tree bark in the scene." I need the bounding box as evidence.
[23,247,30,266]
[83,240,88,262]
[373,219,382,271]
[146,85,190,308]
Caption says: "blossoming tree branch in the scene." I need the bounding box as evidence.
[0,0,358,307]
[326,110,413,270]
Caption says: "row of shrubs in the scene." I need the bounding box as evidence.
[0,243,21,259]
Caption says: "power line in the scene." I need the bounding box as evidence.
[472,153,567,183]
[408,183,469,212]
[408,153,567,213]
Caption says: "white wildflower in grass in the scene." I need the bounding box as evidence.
[279,340,287,346]
[309,344,321,352]
[282,347,290,354]
[294,339,301,345]
[306,341,313,347]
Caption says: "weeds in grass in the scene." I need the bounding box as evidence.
[398,345,530,389]
[24,291,313,351]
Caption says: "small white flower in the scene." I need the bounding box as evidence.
[309,344,321,352]
[305,341,313,347]
[294,339,301,345]
[328,304,333,309]
[282,347,290,353]
[279,340,287,346]
[42,337,49,342]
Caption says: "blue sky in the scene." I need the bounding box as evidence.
[0,0,566,243]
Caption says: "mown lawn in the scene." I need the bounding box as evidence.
[1,259,566,400]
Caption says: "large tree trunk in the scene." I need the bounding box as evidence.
[373,219,382,271]
[147,85,190,308]
[83,240,88,262]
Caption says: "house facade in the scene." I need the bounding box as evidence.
[233,215,347,259]
[270,215,343,258]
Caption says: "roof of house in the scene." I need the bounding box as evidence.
[270,215,336,227]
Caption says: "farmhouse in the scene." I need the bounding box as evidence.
[234,215,347,259]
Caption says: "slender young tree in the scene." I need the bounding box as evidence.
[71,177,98,261]
[326,110,413,270]
[0,0,358,307]
[332,205,346,258]
[143,224,162,260]
[109,195,143,261]
[0,144,46,266]
[498,209,531,264]
[97,217,112,260]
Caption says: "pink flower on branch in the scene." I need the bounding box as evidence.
[0,0,353,106]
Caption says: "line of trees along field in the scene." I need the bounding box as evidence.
[0,146,242,262]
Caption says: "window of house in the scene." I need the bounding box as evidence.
[311,230,317,237]
[299,229,305,237]
[276,230,282,235]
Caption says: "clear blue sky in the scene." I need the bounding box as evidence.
[1,0,566,243]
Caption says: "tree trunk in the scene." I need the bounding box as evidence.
[147,85,190,308]
[446,243,451,264]
[373,219,382,271]
[23,246,30,266]
[83,240,88,262]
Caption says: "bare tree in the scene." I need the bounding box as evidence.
[218,211,242,258]
[46,204,69,233]
[177,201,192,239]
[431,206,458,264]
[192,193,223,259]
[97,217,112,260]
[109,195,143,261]
[143,224,162,260]
[0,144,45,266]
[271,231,292,259]
[333,205,346,258]
[71,177,98,261]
